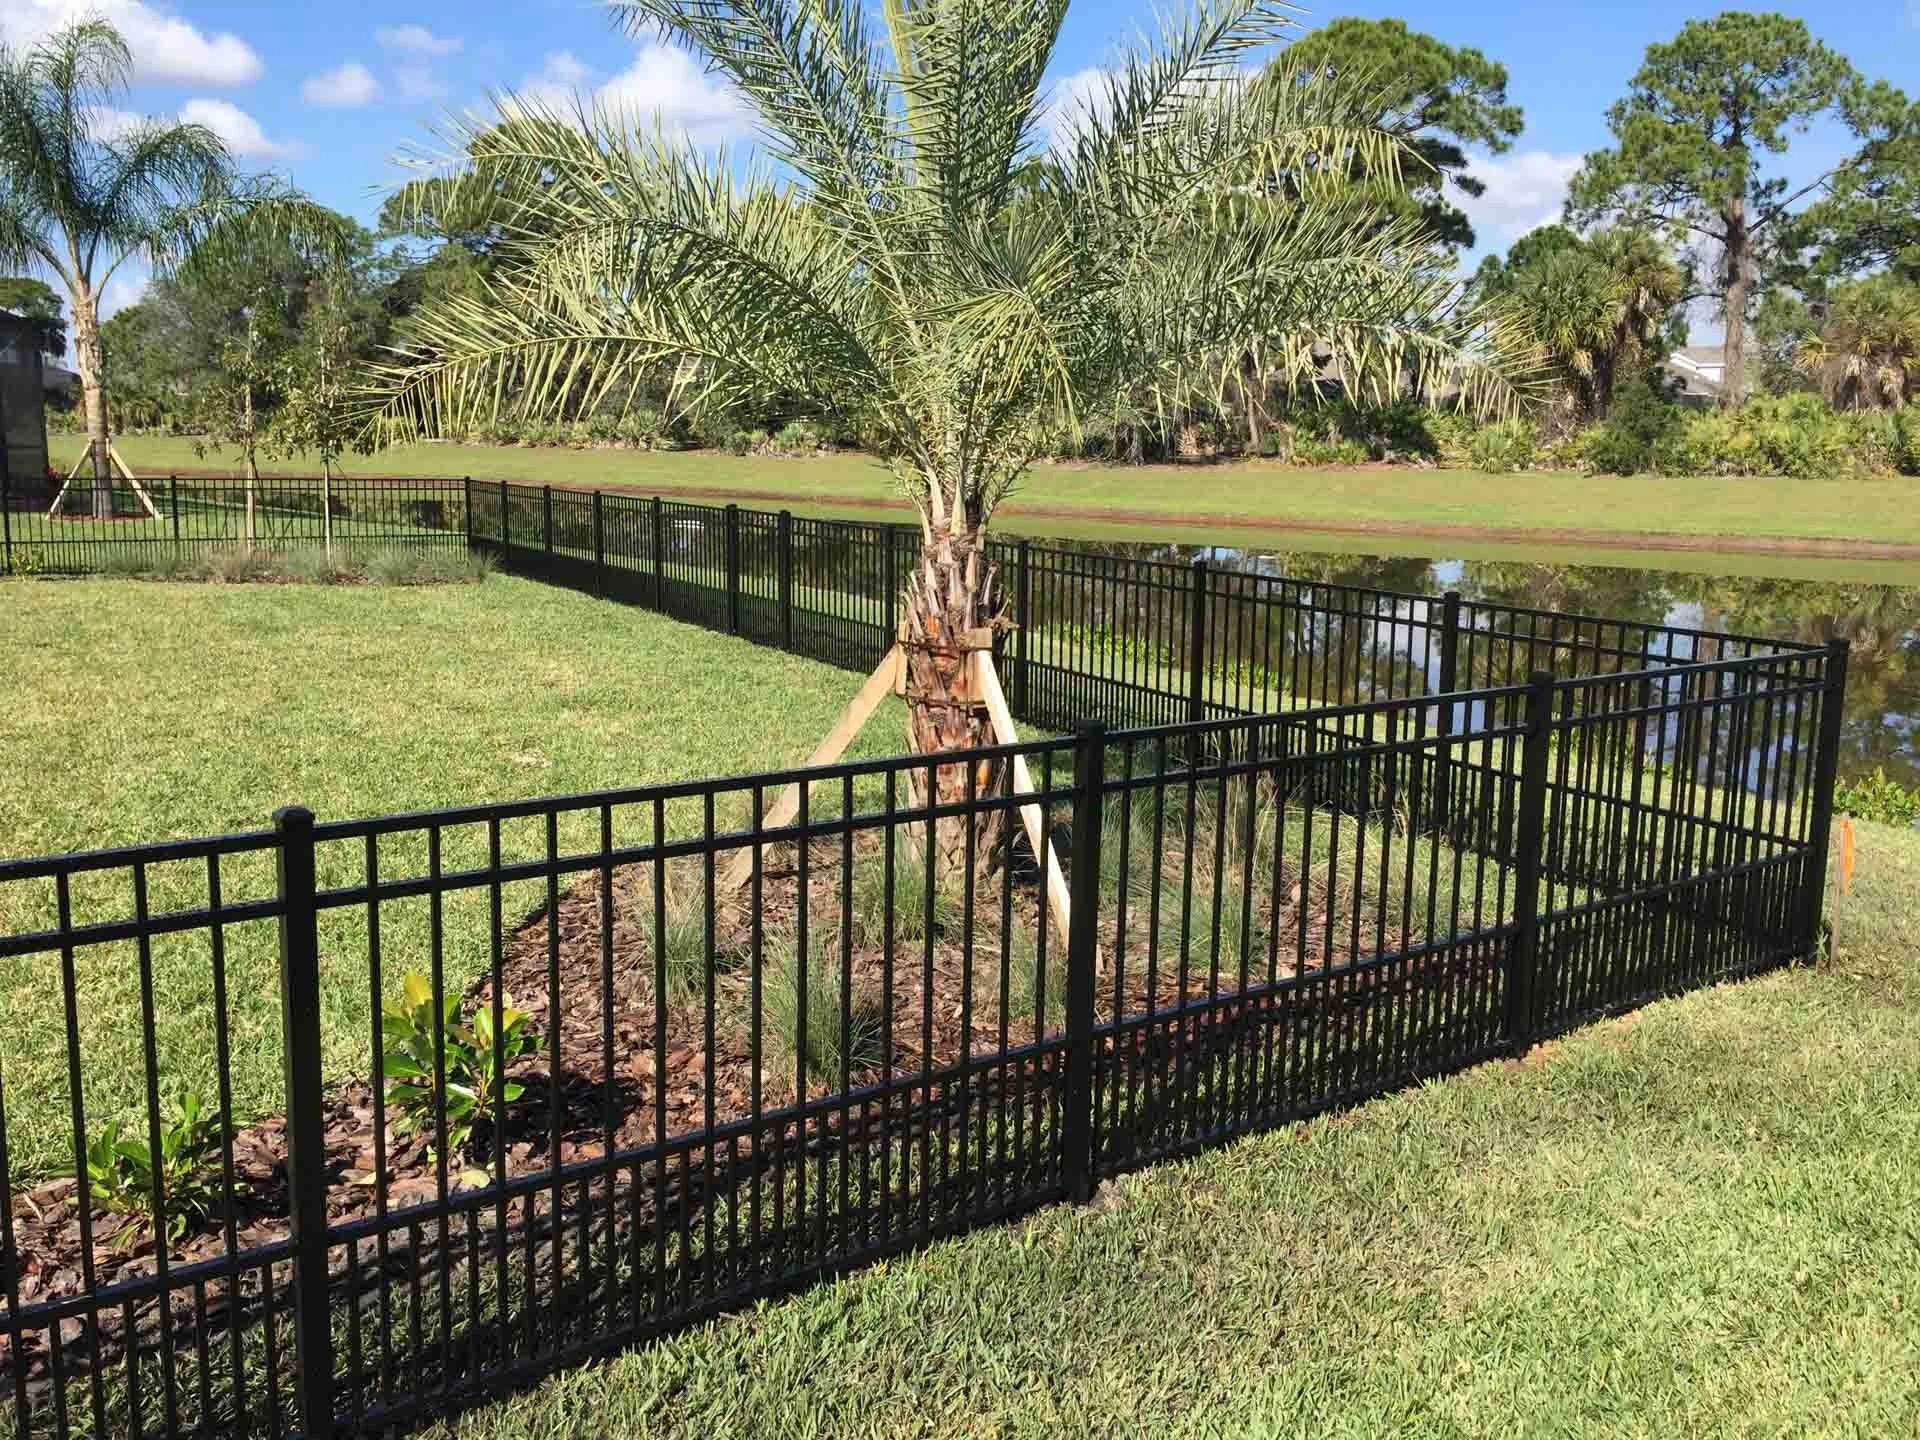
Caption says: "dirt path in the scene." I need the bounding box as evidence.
[143,469,1920,562]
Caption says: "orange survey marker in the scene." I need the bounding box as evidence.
[1839,817,1856,897]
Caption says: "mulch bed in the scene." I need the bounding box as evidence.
[0,827,1386,1387]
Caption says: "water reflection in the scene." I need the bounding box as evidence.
[1030,538,1920,787]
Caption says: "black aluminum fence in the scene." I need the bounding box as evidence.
[0,631,1847,1438]
[467,481,1828,754]
[0,476,470,574]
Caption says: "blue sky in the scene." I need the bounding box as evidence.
[5,0,1918,317]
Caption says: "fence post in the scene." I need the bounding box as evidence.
[650,496,666,610]
[274,805,335,1440]
[1799,639,1851,959]
[1188,559,1208,726]
[592,490,606,597]
[1061,720,1107,1204]
[1,463,11,575]
[725,503,742,635]
[1014,539,1032,719]
[542,485,553,555]
[497,479,510,552]
[883,527,899,647]
[1504,672,1556,1056]
[462,476,474,553]
[777,510,794,649]
[1431,590,1462,833]
[169,475,182,562]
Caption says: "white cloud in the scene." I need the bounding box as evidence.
[1041,67,1112,151]
[515,50,591,111]
[85,105,146,144]
[179,98,297,161]
[596,44,750,145]
[376,24,463,57]
[394,64,450,102]
[0,1,262,86]
[303,61,380,109]
[1454,150,1583,247]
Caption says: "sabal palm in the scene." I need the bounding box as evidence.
[1510,229,1680,418]
[368,0,1523,778]
[0,20,339,514]
[1796,276,1920,411]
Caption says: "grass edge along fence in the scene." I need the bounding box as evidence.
[0,639,1847,1439]
[0,473,469,575]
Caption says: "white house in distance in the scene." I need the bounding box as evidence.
[1664,345,1727,407]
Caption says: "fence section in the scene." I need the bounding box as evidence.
[0,638,1846,1438]
[1,475,470,573]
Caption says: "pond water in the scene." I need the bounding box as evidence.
[1002,534,1919,790]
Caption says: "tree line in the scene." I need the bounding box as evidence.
[4,5,1917,493]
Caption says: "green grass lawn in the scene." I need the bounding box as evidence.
[419,821,1920,1440]
[0,575,905,1180]
[50,433,1920,553]
[5,574,1915,1435]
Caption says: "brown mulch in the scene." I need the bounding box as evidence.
[0,829,1381,1385]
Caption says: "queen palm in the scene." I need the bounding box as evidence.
[366,0,1525,820]
[0,20,340,516]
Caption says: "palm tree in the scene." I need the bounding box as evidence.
[0,19,339,516]
[365,0,1526,825]
[1504,228,1682,419]
[1795,275,1920,411]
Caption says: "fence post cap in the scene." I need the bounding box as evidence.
[272,804,315,832]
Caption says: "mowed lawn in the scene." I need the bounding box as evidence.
[426,821,1920,1440]
[4,573,1916,1435]
[51,433,1920,549]
[0,575,903,1180]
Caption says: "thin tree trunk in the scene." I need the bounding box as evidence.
[899,505,1007,872]
[69,292,111,518]
[1721,196,1749,410]
[243,383,258,547]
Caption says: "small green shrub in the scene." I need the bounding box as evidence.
[279,547,348,585]
[99,546,158,577]
[81,1086,229,1250]
[1467,417,1536,474]
[847,831,959,947]
[364,548,428,585]
[1004,924,1065,1028]
[382,972,537,1160]
[765,938,886,1087]
[202,546,276,583]
[1653,393,1858,478]
[6,544,48,577]
[771,420,825,455]
[1834,769,1920,827]
[624,863,738,1005]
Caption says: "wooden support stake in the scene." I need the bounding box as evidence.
[718,646,903,895]
[973,650,1076,955]
[109,445,162,520]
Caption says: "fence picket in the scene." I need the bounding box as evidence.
[274,805,334,1440]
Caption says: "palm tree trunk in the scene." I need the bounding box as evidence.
[69,292,111,518]
[899,508,1007,872]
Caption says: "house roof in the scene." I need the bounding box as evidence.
[1675,345,1725,368]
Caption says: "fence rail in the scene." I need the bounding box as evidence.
[0,471,1847,1439]
[1,475,470,573]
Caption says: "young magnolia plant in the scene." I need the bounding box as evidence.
[363,0,1528,853]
